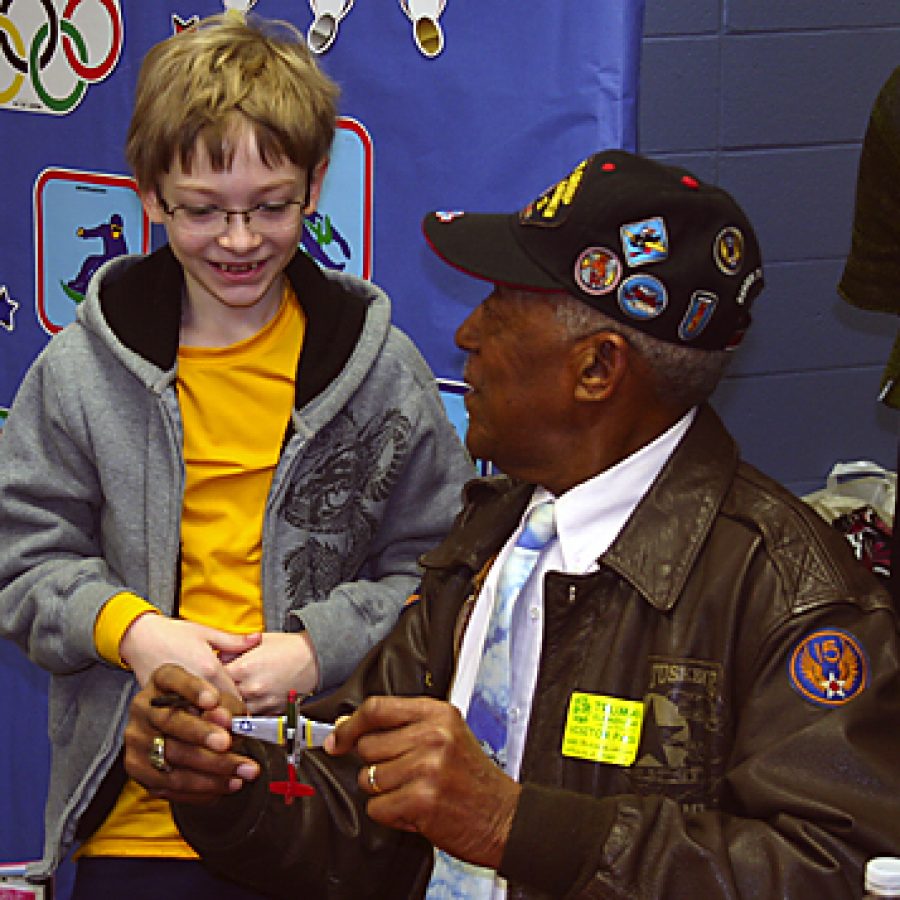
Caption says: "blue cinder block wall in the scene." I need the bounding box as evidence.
[639,0,900,496]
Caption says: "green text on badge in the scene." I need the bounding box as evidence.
[562,692,644,765]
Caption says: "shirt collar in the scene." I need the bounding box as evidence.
[550,408,697,574]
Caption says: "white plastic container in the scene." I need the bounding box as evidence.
[864,857,900,898]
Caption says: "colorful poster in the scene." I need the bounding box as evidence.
[0,0,644,870]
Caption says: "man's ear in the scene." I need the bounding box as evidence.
[305,158,330,214]
[573,331,630,402]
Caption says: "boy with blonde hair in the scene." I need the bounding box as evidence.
[0,13,472,898]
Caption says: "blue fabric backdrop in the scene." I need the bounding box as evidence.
[0,0,644,881]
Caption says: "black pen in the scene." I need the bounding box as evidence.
[149,692,194,710]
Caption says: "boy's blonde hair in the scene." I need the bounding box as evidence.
[125,14,339,190]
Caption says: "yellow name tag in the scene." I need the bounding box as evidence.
[562,692,644,766]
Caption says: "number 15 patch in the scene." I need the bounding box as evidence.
[789,629,869,707]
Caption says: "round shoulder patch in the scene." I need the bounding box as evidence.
[788,629,869,707]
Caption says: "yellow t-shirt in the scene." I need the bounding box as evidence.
[82,285,305,858]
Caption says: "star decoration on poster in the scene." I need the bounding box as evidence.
[0,286,19,332]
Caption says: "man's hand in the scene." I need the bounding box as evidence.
[324,696,521,871]
[124,663,260,805]
[222,631,320,714]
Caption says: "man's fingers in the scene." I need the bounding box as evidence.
[144,763,252,804]
[326,696,446,755]
[360,771,438,835]
[352,713,456,765]
[357,755,406,797]
[149,706,233,752]
[123,716,259,803]
[125,710,238,771]
[159,737,258,781]
[125,665,261,809]
[203,704,239,729]
[204,668,244,705]
[152,663,219,711]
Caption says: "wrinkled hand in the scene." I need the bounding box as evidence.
[120,613,261,695]
[124,663,260,805]
[324,696,521,871]
[222,631,319,715]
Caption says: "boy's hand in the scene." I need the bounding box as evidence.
[120,614,261,696]
[323,696,521,871]
[223,631,320,714]
[124,663,260,805]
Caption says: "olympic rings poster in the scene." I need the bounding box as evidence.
[0,0,641,866]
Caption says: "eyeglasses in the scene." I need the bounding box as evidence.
[156,194,308,237]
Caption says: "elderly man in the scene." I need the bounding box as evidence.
[125,150,900,899]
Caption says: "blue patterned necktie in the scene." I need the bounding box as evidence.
[426,499,557,900]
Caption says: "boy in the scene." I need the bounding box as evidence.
[0,13,472,898]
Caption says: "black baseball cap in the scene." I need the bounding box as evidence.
[423,149,764,351]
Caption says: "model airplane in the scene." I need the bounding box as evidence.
[230,690,335,755]
[232,690,335,803]
[152,688,335,803]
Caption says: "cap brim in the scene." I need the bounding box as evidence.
[422,211,561,291]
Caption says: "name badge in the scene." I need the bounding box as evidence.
[562,692,644,766]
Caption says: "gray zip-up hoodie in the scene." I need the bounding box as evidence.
[0,246,474,879]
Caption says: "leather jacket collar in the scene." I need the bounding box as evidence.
[421,404,739,615]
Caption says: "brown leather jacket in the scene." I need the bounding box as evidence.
[176,405,900,899]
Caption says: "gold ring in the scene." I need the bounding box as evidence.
[149,735,172,773]
[367,763,381,794]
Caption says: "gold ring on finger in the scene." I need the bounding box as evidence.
[149,734,173,774]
